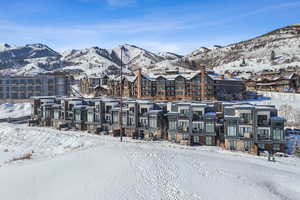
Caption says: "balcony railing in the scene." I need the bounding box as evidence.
[257,135,270,140]
[257,120,270,126]
[239,118,252,124]
[192,128,203,134]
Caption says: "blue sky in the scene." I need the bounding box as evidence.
[0,0,299,54]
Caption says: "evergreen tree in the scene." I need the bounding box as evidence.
[271,50,276,61]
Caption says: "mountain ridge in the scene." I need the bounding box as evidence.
[1,24,300,77]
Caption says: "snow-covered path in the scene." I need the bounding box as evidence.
[0,124,300,200]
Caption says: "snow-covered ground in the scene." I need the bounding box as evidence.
[0,123,300,200]
[0,102,31,119]
[252,91,300,109]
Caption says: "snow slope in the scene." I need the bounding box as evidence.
[0,123,300,200]
[187,24,300,76]
[0,102,31,119]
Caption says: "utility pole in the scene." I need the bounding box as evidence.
[120,46,124,142]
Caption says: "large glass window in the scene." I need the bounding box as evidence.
[257,115,268,125]
[257,128,270,140]
[179,120,189,132]
[205,121,215,134]
[206,136,212,145]
[87,112,94,122]
[273,128,284,140]
[54,111,60,120]
[240,113,252,123]
[149,118,157,128]
[239,127,252,137]
[229,140,236,150]
[75,110,81,121]
[228,124,237,137]
[244,141,251,152]
[192,122,203,133]
[169,120,177,130]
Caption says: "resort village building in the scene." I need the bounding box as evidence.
[31,96,286,155]
[0,73,71,99]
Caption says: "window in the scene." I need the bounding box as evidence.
[239,127,252,137]
[75,111,81,122]
[179,109,189,115]
[141,108,148,115]
[171,133,176,140]
[113,113,119,124]
[257,115,268,125]
[182,134,189,140]
[193,136,200,143]
[169,120,177,130]
[273,128,284,140]
[192,122,203,133]
[129,117,134,126]
[258,144,265,150]
[140,118,147,127]
[106,106,112,113]
[179,120,189,132]
[244,141,251,152]
[229,140,236,150]
[257,128,270,140]
[206,136,212,145]
[54,111,60,120]
[240,113,251,123]
[105,115,111,122]
[149,118,157,128]
[87,112,94,122]
[205,121,215,134]
[273,144,280,151]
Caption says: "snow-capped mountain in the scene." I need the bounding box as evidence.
[111,44,168,70]
[0,43,62,75]
[1,24,299,77]
[0,43,182,76]
[186,24,300,76]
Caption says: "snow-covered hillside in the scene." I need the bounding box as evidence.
[187,24,300,76]
[0,123,299,200]
[1,24,300,77]
[0,43,62,75]
[0,102,31,119]
[0,43,182,76]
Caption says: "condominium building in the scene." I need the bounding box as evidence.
[107,67,246,101]
[223,103,285,154]
[0,73,71,99]
[31,96,286,155]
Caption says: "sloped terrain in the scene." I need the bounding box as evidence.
[0,122,299,200]
[186,24,300,76]
[1,24,300,77]
[0,43,182,76]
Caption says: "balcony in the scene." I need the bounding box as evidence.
[192,128,203,134]
[243,132,253,139]
[179,113,190,119]
[257,120,270,126]
[178,127,189,133]
[239,118,252,124]
[257,134,270,141]
[192,114,204,121]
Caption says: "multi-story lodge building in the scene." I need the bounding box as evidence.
[31,96,286,155]
[0,73,71,99]
[246,71,300,92]
[78,67,246,101]
[108,67,246,101]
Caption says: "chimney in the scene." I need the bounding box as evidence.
[200,65,206,101]
[136,68,142,99]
